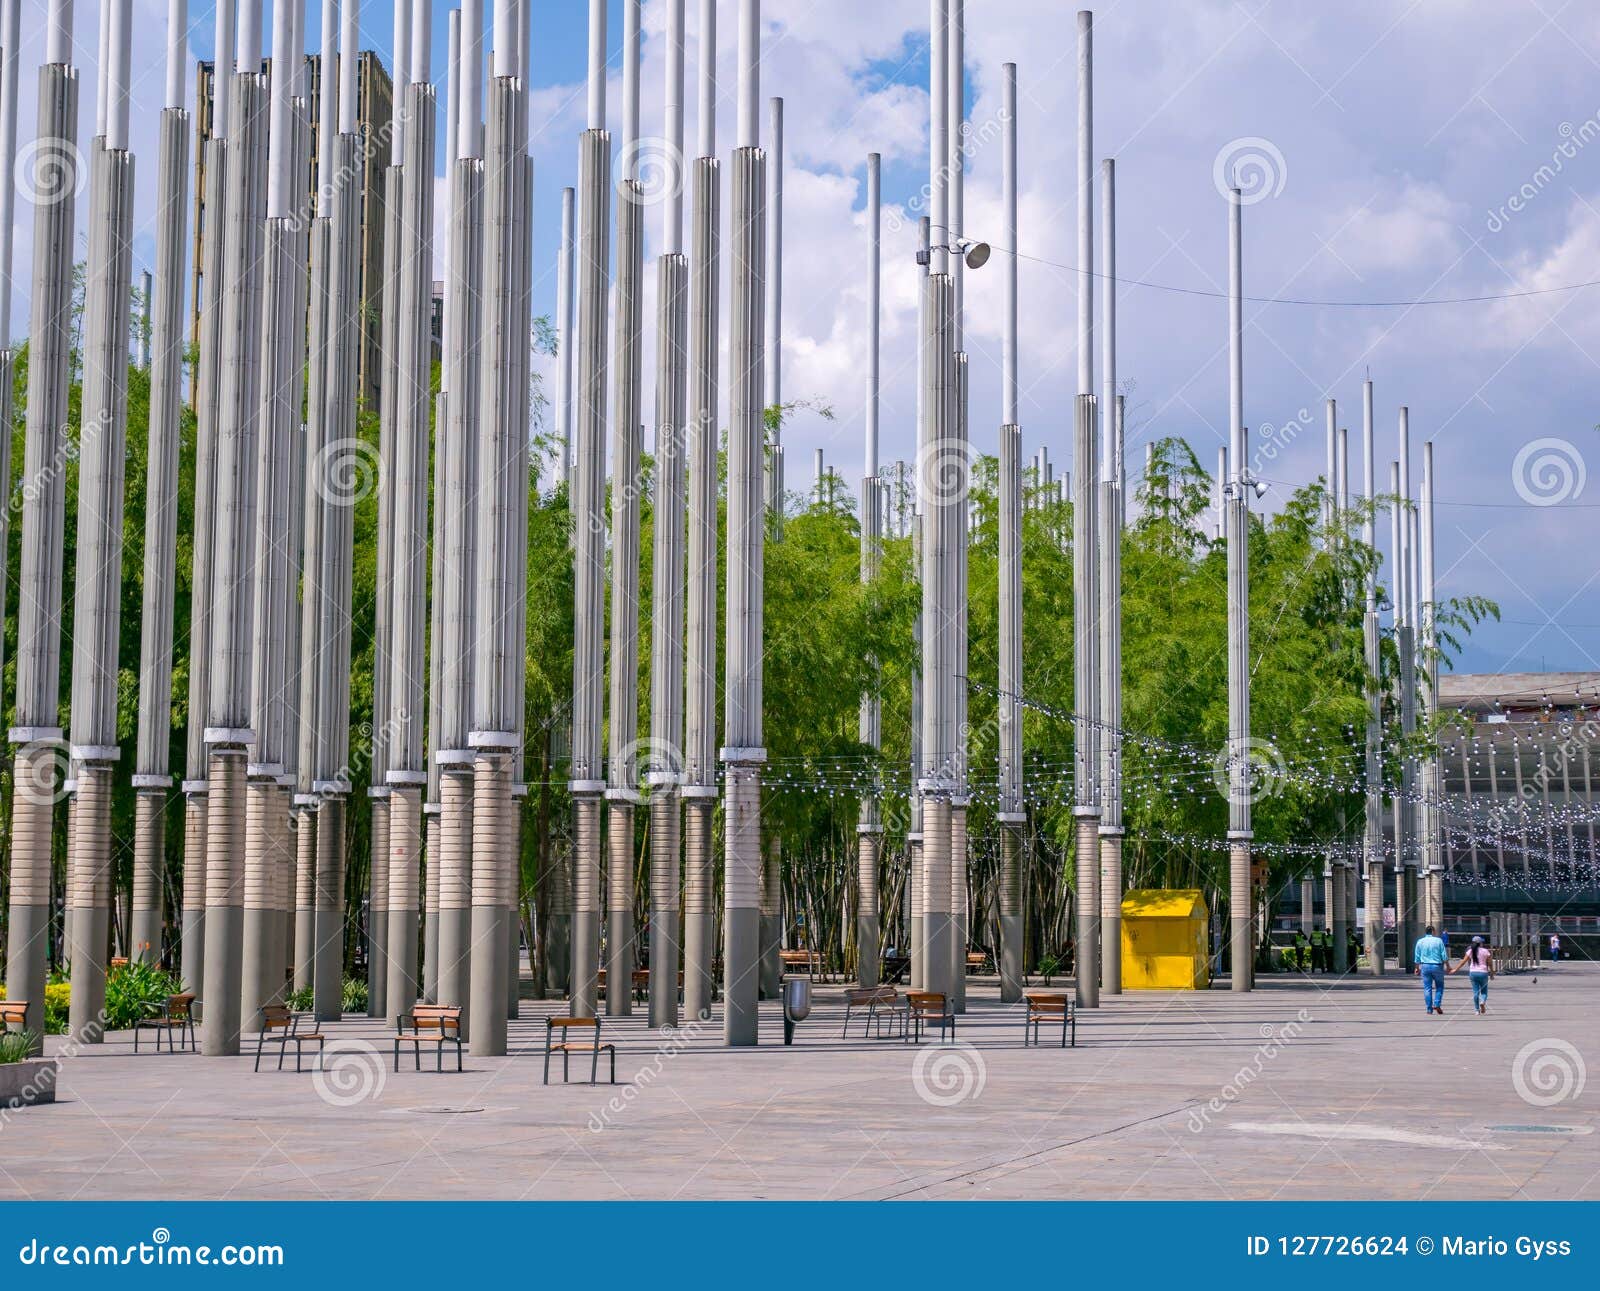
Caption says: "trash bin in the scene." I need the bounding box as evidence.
[781,976,811,1044]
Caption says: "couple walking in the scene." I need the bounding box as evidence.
[1413,926,1494,1015]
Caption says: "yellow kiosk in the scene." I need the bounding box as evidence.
[1121,889,1210,990]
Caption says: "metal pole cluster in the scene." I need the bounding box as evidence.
[857,151,884,989]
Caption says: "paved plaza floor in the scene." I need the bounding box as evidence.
[3,963,1594,1200]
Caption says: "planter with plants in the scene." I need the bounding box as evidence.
[0,1031,58,1108]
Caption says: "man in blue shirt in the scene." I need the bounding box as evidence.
[1413,924,1449,1015]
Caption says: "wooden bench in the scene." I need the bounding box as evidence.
[0,1001,29,1033]
[779,948,822,980]
[543,1016,616,1085]
[253,1005,326,1072]
[905,991,955,1044]
[394,1005,464,1072]
[1023,992,1075,1048]
[965,951,988,975]
[841,985,902,1039]
[134,993,197,1053]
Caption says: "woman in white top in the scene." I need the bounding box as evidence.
[1453,936,1494,1014]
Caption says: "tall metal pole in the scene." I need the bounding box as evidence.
[1420,442,1443,929]
[384,0,435,1027]
[242,0,309,1032]
[916,0,954,1007]
[203,0,268,1055]
[66,0,135,1042]
[946,0,970,1014]
[131,0,191,968]
[466,4,529,1058]
[1225,185,1253,992]
[1397,409,1419,970]
[555,186,575,487]
[647,0,689,1029]
[996,63,1025,1004]
[604,0,645,1018]
[682,0,721,1023]
[1072,8,1100,1009]
[434,0,482,1019]
[1098,154,1123,995]
[857,151,885,989]
[309,0,362,1027]
[723,0,768,1045]
[763,95,784,522]
[569,0,611,1019]
[1362,379,1384,973]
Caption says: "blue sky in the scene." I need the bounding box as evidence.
[11,1,1600,682]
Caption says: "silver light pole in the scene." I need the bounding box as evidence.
[570,0,611,1019]
[722,0,768,1045]
[1397,410,1419,969]
[606,0,645,1018]
[857,151,884,989]
[1420,442,1443,929]
[682,0,721,1023]
[647,0,689,1029]
[1098,154,1123,995]
[131,2,190,968]
[1362,379,1384,973]
[996,63,1025,1003]
[1225,185,1253,992]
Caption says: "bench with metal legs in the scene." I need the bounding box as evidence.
[543,1017,616,1085]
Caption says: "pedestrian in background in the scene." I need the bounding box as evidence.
[1452,936,1494,1015]
[1413,924,1449,1015]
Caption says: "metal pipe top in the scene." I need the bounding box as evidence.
[97,0,111,135]
[1100,155,1117,481]
[1076,7,1093,398]
[46,0,72,66]
[494,0,516,78]
[866,152,880,479]
[1228,189,1243,479]
[165,0,187,110]
[1002,62,1017,427]
[0,0,22,344]
[289,0,303,97]
[446,7,460,161]
[928,0,947,274]
[737,0,758,148]
[412,0,431,84]
[107,0,131,150]
[697,0,715,158]
[586,0,605,131]
[317,0,335,180]
[460,0,483,157]
[268,0,295,215]
[663,0,685,252]
[339,0,358,134]
[391,0,410,164]
[622,0,641,162]
[237,0,262,74]
[215,0,235,140]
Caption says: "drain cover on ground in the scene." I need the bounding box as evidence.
[1486,1124,1590,1134]
[383,1106,490,1115]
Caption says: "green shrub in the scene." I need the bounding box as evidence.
[285,986,314,1012]
[103,961,185,1032]
[0,1030,40,1064]
[341,976,368,1015]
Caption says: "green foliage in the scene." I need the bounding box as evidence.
[0,1030,40,1064]
[285,986,314,1013]
[340,976,368,1015]
[103,961,185,1033]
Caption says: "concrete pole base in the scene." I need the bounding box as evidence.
[951,912,968,1013]
[1074,814,1101,1008]
[312,796,347,1025]
[468,904,508,1056]
[181,794,208,991]
[649,910,681,1029]
[131,789,165,964]
[435,909,470,1012]
[4,905,50,1054]
[606,800,635,1016]
[66,907,110,1044]
[759,912,782,1000]
[570,794,602,1018]
[723,906,760,1046]
[1099,833,1123,995]
[999,914,1023,1003]
[570,909,601,1018]
[67,763,114,1043]
[856,913,880,988]
[1229,839,1254,992]
[909,916,925,991]
[682,913,714,1020]
[202,751,247,1054]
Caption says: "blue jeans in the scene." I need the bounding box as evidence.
[1421,964,1445,1011]
[1469,971,1489,1008]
